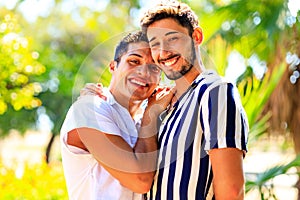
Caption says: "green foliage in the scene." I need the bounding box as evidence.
[0,1,135,138]
[31,4,132,137]
[201,0,287,62]
[0,9,45,115]
[196,1,298,198]
[196,0,292,145]
[0,1,298,198]
[0,107,37,136]
[246,154,300,200]
[236,63,286,144]
[0,160,67,199]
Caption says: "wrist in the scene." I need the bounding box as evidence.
[139,109,160,138]
[145,104,165,117]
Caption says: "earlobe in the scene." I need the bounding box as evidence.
[109,61,117,73]
[192,27,204,45]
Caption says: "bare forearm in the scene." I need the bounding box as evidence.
[133,108,159,168]
[77,127,156,193]
[102,163,155,193]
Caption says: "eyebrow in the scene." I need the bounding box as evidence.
[166,31,178,36]
[128,53,143,58]
[149,31,179,43]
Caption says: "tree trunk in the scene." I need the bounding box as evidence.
[261,27,300,199]
[45,134,56,164]
[291,73,300,200]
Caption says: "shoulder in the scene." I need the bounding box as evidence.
[195,70,235,95]
[74,95,105,107]
[73,95,111,114]
[202,70,231,87]
[62,95,113,131]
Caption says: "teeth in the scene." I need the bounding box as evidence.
[163,57,177,66]
[131,79,147,86]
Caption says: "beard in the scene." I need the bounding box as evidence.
[165,61,193,80]
[165,40,197,80]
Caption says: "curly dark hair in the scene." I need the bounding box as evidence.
[140,0,199,36]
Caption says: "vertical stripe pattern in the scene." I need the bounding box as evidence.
[148,71,249,200]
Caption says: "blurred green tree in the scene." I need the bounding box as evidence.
[0,3,299,198]
[0,8,45,133]
[26,1,142,162]
[0,0,141,162]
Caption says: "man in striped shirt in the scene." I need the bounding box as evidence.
[140,1,249,199]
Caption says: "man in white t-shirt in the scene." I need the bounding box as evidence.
[60,31,174,200]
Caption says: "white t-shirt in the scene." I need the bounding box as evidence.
[60,89,144,200]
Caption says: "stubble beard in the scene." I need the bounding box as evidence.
[165,41,196,81]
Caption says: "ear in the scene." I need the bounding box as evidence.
[192,27,204,45]
[109,61,117,73]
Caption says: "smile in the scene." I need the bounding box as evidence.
[129,78,149,87]
[160,55,180,67]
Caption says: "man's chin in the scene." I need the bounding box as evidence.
[131,91,150,100]
[166,71,186,80]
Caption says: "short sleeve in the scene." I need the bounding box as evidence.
[61,95,122,136]
[201,83,249,152]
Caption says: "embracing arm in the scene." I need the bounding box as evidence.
[67,116,156,193]
[76,106,160,193]
[67,88,174,193]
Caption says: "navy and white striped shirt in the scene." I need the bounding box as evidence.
[148,70,249,200]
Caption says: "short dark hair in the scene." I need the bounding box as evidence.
[114,31,148,63]
[140,0,199,36]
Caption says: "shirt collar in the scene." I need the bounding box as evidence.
[103,88,117,106]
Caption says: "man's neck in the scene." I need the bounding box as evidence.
[174,66,202,99]
[110,89,143,118]
[127,100,144,118]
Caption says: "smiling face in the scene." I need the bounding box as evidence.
[110,41,161,102]
[147,18,197,80]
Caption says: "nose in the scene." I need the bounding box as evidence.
[157,41,172,60]
[136,64,150,77]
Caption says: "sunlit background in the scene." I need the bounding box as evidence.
[0,0,299,199]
